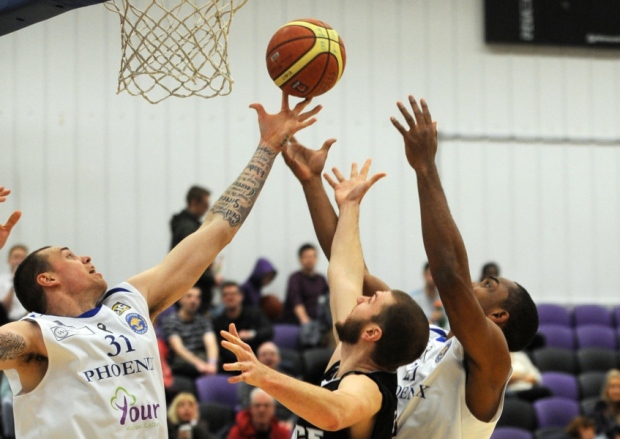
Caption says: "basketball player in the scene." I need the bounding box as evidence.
[0,93,321,439]
[0,186,21,251]
[221,160,429,439]
[282,96,539,438]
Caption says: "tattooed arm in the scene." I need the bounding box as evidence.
[0,321,48,393]
[129,93,322,317]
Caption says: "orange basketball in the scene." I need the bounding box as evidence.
[266,18,346,98]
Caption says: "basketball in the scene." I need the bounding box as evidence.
[266,18,346,98]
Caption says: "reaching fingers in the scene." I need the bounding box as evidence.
[359,159,372,179]
[298,104,322,122]
[228,323,242,340]
[409,96,424,124]
[420,99,433,125]
[297,117,318,131]
[281,92,290,111]
[390,116,408,136]
[323,172,337,188]
[226,373,246,384]
[331,166,346,183]
[249,103,266,118]
[397,101,416,129]
[291,96,313,114]
[0,187,9,203]
[321,138,337,152]
[368,172,387,187]
[349,162,359,179]
[3,211,21,231]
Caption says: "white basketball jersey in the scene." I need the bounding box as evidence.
[394,326,509,439]
[8,282,167,439]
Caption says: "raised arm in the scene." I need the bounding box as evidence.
[323,160,385,331]
[221,324,383,432]
[129,93,321,317]
[391,96,511,419]
[283,140,389,296]
[0,187,22,251]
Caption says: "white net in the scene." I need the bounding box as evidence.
[105,0,247,104]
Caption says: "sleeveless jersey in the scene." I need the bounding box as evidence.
[292,361,397,439]
[8,282,167,439]
[394,326,509,438]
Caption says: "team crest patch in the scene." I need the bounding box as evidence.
[125,313,148,334]
[112,302,132,316]
[435,340,452,363]
[51,325,95,341]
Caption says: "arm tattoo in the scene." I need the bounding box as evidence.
[211,144,278,227]
[0,332,26,361]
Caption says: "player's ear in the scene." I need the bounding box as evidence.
[37,272,59,287]
[489,310,509,324]
[362,324,382,342]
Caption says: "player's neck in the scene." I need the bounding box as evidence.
[338,342,384,375]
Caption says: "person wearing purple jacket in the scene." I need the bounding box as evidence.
[241,258,277,307]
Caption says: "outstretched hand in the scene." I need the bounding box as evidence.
[324,160,385,208]
[282,137,336,183]
[220,324,271,386]
[0,187,21,251]
[250,92,322,151]
[390,96,438,172]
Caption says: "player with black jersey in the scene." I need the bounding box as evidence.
[221,160,428,439]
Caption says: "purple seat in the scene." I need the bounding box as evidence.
[272,324,301,350]
[536,304,571,327]
[540,372,579,400]
[537,324,575,350]
[572,304,613,327]
[490,427,533,439]
[533,396,580,429]
[575,324,618,349]
[195,374,238,408]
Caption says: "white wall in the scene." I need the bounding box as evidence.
[1,0,619,305]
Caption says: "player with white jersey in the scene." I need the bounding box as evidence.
[0,93,320,439]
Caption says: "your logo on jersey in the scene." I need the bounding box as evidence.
[112,302,132,316]
[51,325,95,341]
[125,313,148,334]
[110,386,161,429]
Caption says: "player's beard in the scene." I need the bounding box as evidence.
[335,317,366,344]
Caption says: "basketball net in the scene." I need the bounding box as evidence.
[105,0,247,104]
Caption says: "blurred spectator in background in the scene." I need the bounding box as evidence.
[506,350,552,402]
[0,244,28,321]
[170,185,222,313]
[228,388,290,439]
[566,416,598,439]
[479,261,501,282]
[167,392,216,439]
[585,369,620,439]
[241,258,277,308]
[213,281,273,373]
[162,286,219,384]
[409,261,448,329]
[281,243,330,348]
